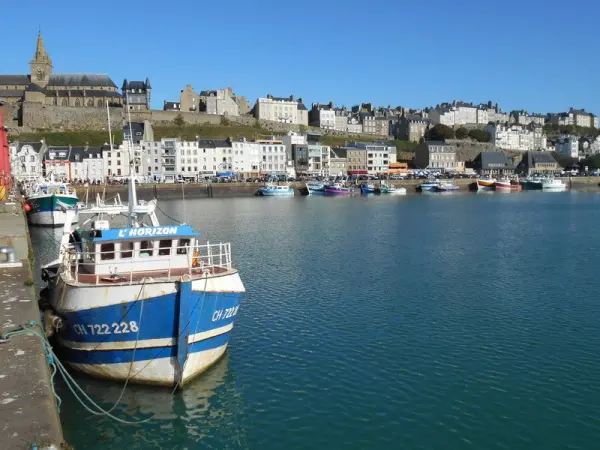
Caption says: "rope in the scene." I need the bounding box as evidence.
[155,203,184,225]
[0,320,152,425]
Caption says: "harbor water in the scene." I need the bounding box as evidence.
[31,192,600,449]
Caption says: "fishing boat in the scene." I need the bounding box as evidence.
[474,176,496,191]
[360,183,377,194]
[324,183,356,195]
[380,183,407,195]
[418,178,440,192]
[542,177,567,192]
[433,180,460,192]
[258,183,294,196]
[521,175,544,190]
[24,174,79,227]
[306,182,325,194]
[39,104,246,387]
[494,177,522,192]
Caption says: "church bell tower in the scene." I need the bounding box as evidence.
[29,32,52,88]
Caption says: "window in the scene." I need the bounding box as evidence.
[121,242,133,259]
[61,98,68,106]
[159,240,172,256]
[97,99,103,107]
[177,239,190,255]
[140,241,154,257]
[87,99,94,107]
[100,243,115,260]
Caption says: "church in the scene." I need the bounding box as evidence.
[0,32,123,108]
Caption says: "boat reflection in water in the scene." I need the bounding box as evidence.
[58,354,248,448]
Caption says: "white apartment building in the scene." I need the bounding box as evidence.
[10,142,43,181]
[347,116,362,133]
[548,108,598,128]
[256,139,287,174]
[70,147,104,183]
[334,109,349,132]
[485,123,545,151]
[255,94,309,125]
[309,103,336,129]
[103,144,131,179]
[510,111,545,126]
[281,131,307,160]
[307,143,331,176]
[347,142,395,174]
[555,135,580,159]
[431,102,509,126]
[140,140,164,182]
[231,139,261,176]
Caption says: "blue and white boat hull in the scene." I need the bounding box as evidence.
[50,272,245,386]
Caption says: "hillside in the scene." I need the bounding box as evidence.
[9,123,418,152]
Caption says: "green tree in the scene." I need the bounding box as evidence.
[220,116,231,126]
[173,114,185,127]
[468,129,491,143]
[455,127,468,139]
[579,154,600,170]
[426,124,454,141]
[299,124,308,133]
[551,151,578,169]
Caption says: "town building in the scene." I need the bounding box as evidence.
[415,141,458,172]
[485,123,546,151]
[394,113,429,142]
[102,144,131,179]
[334,108,349,132]
[555,135,580,159]
[123,121,154,145]
[256,138,288,175]
[579,136,600,156]
[346,148,367,175]
[9,141,45,181]
[70,146,104,183]
[510,110,545,126]
[472,152,515,175]
[547,108,598,128]
[529,123,548,151]
[163,101,180,111]
[0,32,122,108]
[329,148,347,176]
[309,102,336,129]
[517,152,559,175]
[200,88,240,116]
[281,131,307,161]
[141,140,163,182]
[254,94,309,125]
[307,141,330,176]
[429,101,508,127]
[179,85,199,112]
[347,115,362,133]
[122,79,151,110]
[345,142,395,175]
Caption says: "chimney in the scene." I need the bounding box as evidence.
[298,97,303,104]
[329,101,333,109]
[290,95,295,102]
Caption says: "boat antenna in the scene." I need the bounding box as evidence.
[125,94,138,227]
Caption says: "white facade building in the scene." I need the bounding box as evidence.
[10,142,44,181]
[256,140,287,174]
[255,94,308,125]
[347,142,395,174]
[485,123,544,151]
[103,145,131,179]
[555,135,580,159]
[203,88,239,116]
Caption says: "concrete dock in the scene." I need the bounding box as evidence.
[0,201,64,449]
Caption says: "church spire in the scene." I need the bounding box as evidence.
[33,31,52,66]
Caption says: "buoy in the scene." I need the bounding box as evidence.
[23,203,31,213]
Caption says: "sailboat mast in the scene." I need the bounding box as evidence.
[125,94,138,227]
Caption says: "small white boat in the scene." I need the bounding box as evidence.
[306,182,325,195]
[24,174,79,227]
[380,183,407,195]
[258,183,294,196]
[542,177,567,191]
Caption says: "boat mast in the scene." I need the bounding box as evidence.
[125,95,138,227]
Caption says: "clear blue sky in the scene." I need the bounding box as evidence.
[4,0,599,115]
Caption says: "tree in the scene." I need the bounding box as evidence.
[455,127,468,139]
[426,124,454,141]
[220,116,231,126]
[551,151,578,169]
[468,129,491,143]
[173,114,185,127]
[578,154,600,170]
[299,124,308,133]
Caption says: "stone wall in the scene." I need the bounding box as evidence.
[21,103,123,131]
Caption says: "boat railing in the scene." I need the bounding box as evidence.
[65,241,233,285]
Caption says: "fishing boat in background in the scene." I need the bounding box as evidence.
[306,182,325,195]
[470,176,496,191]
[494,177,522,192]
[360,184,377,194]
[24,174,79,227]
[380,183,406,195]
[433,180,460,192]
[324,183,356,195]
[258,183,295,196]
[418,178,440,192]
[521,175,544,190]
[542,177,567,191]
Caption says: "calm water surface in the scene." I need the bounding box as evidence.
[31,192,600,449]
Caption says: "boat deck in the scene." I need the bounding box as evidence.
[71,265,230,285]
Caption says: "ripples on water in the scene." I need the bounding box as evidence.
[30,192,600,449]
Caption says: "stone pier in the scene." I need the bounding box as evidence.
[0,201,64,449]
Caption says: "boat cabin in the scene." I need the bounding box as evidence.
[76,222,200,276]
[37,183,71,196]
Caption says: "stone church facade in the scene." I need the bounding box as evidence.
[0,32,123,109]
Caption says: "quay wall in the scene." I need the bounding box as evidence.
[0,202,64,449]
[74,177,600,201]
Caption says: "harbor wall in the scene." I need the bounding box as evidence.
[0,202,64,449]
[74,177,600,201]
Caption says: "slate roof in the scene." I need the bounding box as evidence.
[0,75,30,85]
[25,84,48,93]
[0,89,25,98]
[197,139,231,148]
[123,80,148,90]
[297,103,307,111]
[163,101,180,110]
[15,142,44,153]
[330,148,347,159]
[48,74,117,88]
[478,152,514,169]
[200,90,217,97]
[530,152,556,164]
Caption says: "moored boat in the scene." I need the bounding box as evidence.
[324,183,356,195]
[494,177,522,192]
[474,176,496,191]
[418,179,439,192]
[521,176,544,190]
[380,183,406,195]
[433,180,459,192]
[258,183,294,196]
[542,177,567,191]
[360,183,377,194]
[306,182,325,195]
[24,175,79,227]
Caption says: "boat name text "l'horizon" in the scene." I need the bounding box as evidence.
[118,227,179,238]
